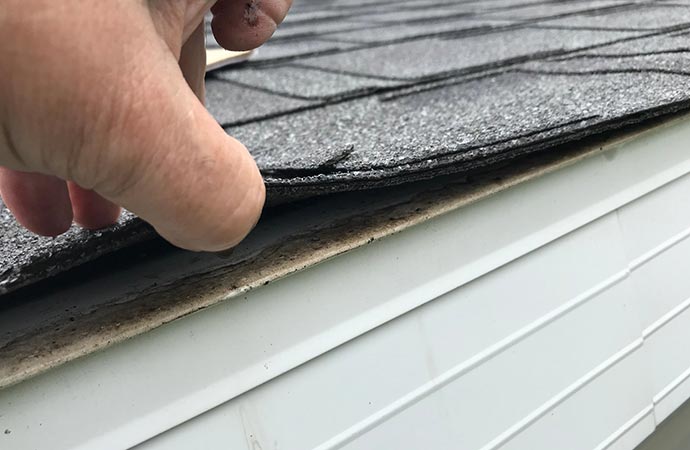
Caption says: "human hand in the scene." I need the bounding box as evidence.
[0,0,291,251]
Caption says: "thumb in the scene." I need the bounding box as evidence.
[79,18,265,252]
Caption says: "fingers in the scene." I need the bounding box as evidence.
[147,0,215,53]
[179,21,207,102]
[67,182,121,230]
[0,171,118,233]
[88,26,265,252]
[0,168,73,237]
[0,1,265,250]
[181,0,219,42]
[211,0,293,51]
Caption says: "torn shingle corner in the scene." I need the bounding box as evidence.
[5,0,690,294]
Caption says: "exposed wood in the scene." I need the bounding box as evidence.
[205,48,254,72]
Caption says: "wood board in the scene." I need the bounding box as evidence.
[205,48,254,72]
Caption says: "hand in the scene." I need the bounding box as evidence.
[0,0,292,251]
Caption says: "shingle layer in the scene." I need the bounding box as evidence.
[4,0,690,294]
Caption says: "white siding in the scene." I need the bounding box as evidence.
[3,119,690,449]
[134,213,651,450]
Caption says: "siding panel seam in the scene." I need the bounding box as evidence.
[312,269,632,450]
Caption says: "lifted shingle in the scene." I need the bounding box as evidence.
[4,0,690,294]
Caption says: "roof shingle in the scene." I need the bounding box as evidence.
[4,0,690,294]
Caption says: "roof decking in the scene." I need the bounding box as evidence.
[3,0,690,293]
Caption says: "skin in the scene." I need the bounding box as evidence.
[0,0,292,251]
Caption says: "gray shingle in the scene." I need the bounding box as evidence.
[212,65,400,100]
[271,20,374,41]
[280,10,350,23]
[476,1,643,20]
[229,70,690,189]
[0,206,151,295]
[252,38,361,62]
[5,0,690,294]
[343,7,476,24]
[534,4,690,31]
[323,17,516,44]
[205,78,314,125]
[297,28,641,80]
[521,52,690,75]
[545,31,690,62]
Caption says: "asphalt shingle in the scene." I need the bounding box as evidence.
[205,78,314,125]
[475,1,642,20]
[322,17,517,44]
[232,70,690,188]
[252,38,361,62]
[296,28,641,80]
[212,65,400,100]
[533,4,690,31]
[4,0,690,294]
[0,207,150,295]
